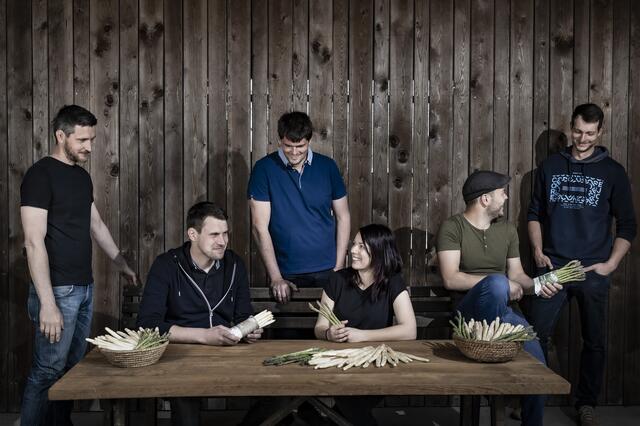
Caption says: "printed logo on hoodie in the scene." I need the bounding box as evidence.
[549,173,604,209]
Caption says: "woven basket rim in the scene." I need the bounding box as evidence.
[99,340,169,354]
[453,335,522,346]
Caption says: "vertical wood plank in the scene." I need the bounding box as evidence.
[573,0,590,106]
[269,0,293,147]
[0,0,9,411]
[452,0,470,217]
[429,0,454,248]
[183,0,208,211]
[292,0,308,112]
[588,0,612,150]
[208,0,227,207]
[7,0,32,410]
[309,0,333,157]
[348,0,373,235]
[606,0,630,404]
[549,0,573,152]
[140,0,165,284]
[32,0,48,160]
[90,0,120,334]
[332,0,349,178]
[164,0,183,248]
[119,0,139,295]
[507,0,533,234]
[48,0,74,152]
[227,0,251,262]
[250,0,268,284]
[413,0,430,283]
[372,0,389,225]
[469,0,494,171]
[492,0,510,175]
[389,0,413,283]
[624,0,640,405]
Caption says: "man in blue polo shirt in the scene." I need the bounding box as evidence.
[248,111,350,303]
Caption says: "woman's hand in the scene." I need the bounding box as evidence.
[344,327,366,343]
[326,320,349,342]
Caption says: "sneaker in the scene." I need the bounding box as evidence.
[578,405,597,426]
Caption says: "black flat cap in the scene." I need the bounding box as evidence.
[462,170,511,203]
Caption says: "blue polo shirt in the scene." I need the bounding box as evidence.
[248,148,347,275]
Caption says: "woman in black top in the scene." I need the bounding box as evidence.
[314,223,416,342]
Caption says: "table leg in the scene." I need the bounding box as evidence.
[260,396,307,426]
[490,396,505,426]
[459,396,480,426]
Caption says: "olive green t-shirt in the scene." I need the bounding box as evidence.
[436,213,520,274]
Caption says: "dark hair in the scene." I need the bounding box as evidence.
[349,224,403,301]
[571,103,604,130]
[52,105,98,141]
[277,111,313,142]
[186,202,228,232]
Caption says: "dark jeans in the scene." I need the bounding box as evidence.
[456,274,546,426]
[528,269,609,408]
[169,397,200,426]
[283,268,332,290]
[21,284,93,426]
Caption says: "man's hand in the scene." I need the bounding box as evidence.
[537,280,563,298]
[114,253,139,286]
[326,321,349,342]
[584,262,616,277]
[533,248,553,270]
[244,327,263,344]
[270,279,298,304]
[200,325,241,346]
[40,303,64,343]
[508,280,523,301]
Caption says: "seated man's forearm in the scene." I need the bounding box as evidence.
[168,325,206,344]
[443,272,486,291]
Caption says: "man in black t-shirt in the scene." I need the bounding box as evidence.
[20,105,137,426]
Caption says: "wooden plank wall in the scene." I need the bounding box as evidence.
[0,0,639,411]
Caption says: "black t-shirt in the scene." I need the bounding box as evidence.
[20,156,94,285]
[324,269,408,330]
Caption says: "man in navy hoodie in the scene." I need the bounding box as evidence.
[527,103,636,426]
[137,201,261,426]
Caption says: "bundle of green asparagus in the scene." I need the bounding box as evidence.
[262,348,325,366]
[450,312,536,342]
[86,327,170,351]
[534,259,586,295]
[308,301,341,326]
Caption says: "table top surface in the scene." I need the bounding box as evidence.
[49,340,570,400]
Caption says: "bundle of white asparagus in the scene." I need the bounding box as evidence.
[230,310,275,338]
[86,327,169,351]
[307,344,430,370]
[450,312,536,342]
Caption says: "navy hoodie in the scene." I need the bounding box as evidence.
[528,146,636,267]
[137,242,253,335]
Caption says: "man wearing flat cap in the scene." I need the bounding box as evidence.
[436,170,561,426]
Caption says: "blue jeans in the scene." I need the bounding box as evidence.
[528,270,609,408]
[456,274,546,426]
[21,284,93,426]
[283,268,332,290]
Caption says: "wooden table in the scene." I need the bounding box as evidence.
[49,340,569,425]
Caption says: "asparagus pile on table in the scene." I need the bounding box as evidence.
[86,327,169,351]
[451,312,536,342]
[263,344,430,370]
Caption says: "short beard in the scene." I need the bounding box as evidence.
[63,143,84,164]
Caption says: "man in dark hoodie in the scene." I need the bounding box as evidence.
[137,201,261,426]
[527,103,636,426]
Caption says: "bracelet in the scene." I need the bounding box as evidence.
[325,328,331,341]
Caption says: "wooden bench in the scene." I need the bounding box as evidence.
[122,285,453,339]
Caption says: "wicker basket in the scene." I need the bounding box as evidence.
[453,335,523,363]
[99,341,169,368]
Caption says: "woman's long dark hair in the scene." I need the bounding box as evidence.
[349,224,403,301]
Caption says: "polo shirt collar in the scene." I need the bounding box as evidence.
[277,146,314,167]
